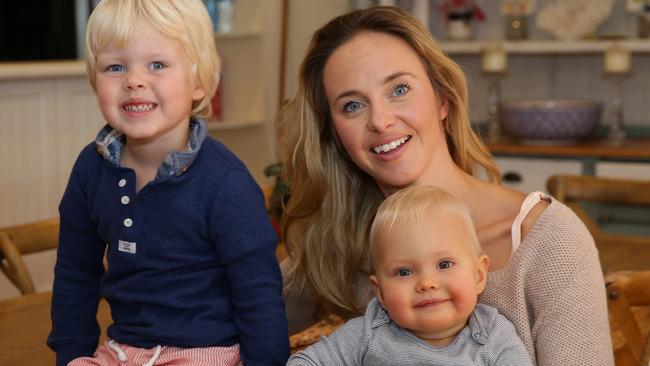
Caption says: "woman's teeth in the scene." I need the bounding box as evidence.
[124,103,154,112]
[372,136,409,154]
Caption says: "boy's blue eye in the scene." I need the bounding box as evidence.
[150,62,166,71]
[343,101,363,113]
[392,83,410,97]
[397,268,413,277]
[438,260,454,270]
[107,64,125,72]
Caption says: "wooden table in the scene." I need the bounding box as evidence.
[486,137,650,175]
[0,292,111,366]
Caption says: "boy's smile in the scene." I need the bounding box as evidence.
[94,18,205,149]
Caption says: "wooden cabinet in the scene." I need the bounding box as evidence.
[0,76,103,228]
[495,157,582,193]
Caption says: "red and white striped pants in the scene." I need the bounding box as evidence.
[68,339,242,366]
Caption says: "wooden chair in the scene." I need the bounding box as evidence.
[546,174,650,271]
[0,218,59,295]
[605,270,650,366]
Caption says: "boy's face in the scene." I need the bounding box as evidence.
[94,19,205,145]
[369,208,488,346]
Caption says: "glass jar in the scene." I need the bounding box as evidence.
[446,9,474,41]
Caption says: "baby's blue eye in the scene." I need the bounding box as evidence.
[397,268,413,277]
[393,83,409,97]
[438,260,454,270]
[151,62,166,71]
[343,101,363,113]
[107,64,125,72]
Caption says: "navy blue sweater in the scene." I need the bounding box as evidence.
[47,125,289,365]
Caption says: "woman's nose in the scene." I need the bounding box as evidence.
[367,101,395,133]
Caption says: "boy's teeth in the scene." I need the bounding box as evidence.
[124,104,154,112]
[372,136,409,154]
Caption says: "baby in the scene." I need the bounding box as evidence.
[288,185,531,365]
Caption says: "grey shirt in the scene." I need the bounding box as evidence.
[287,298,532,366]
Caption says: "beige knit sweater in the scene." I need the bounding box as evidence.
[283,198,614,365]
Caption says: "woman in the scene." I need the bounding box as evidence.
[277,6,612,365]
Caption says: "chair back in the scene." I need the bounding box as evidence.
[0,218,59,294]
[605,271,650,366]
[546,174,650,272]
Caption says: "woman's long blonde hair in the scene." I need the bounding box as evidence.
[277,6,499,315]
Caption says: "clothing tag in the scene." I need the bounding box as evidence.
[118,240,137,254]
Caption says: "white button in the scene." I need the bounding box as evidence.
[123,218,133,227]
[121,196,130,205]
[118,179,127,187]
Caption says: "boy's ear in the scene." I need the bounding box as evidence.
[192,85,207,101]
[474,254,489,294]
[369,275,385,306]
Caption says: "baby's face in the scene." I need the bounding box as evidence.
[369,209,488,346]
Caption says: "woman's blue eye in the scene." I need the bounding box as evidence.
[151,62,165,71]
[343,101,363,113]
[397,268,413,277]
[438,260,454,270]
[107,64,125,72]
[393,83,409,97]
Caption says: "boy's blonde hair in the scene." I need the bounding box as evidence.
[369,185,482,268]
[85,0,220,119]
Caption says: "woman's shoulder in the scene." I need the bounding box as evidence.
[511,197,600,285]
[523,197,595,251]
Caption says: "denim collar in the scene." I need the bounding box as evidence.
[94,117,208,179]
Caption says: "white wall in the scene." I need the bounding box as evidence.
[283,0,348,100]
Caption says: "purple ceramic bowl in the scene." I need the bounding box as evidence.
[499,100,603,141]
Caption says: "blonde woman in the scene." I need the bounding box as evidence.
[278,6,612,365]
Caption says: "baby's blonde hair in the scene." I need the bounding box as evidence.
[369,185,482,268]
[85,0,220,118]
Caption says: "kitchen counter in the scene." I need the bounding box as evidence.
[0,60,85,80]
[485,133,650,176]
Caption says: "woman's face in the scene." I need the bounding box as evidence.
[323,31,449,195]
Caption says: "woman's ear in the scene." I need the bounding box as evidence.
[475,254,489,294]
[439,95,449,121]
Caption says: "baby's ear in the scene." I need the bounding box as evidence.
[475,254,489,294]
[369,275,384,306]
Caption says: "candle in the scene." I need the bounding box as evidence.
[604,46,631,74]
[482,46,508,73]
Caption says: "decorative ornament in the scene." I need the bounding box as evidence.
[536,0,613,40]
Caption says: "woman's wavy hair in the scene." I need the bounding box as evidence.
[85,0,220,119]
[277,6,499,315]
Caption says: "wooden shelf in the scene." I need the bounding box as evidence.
[440,39,650,55]
[486,137,650,161]
[0,60,85,80]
